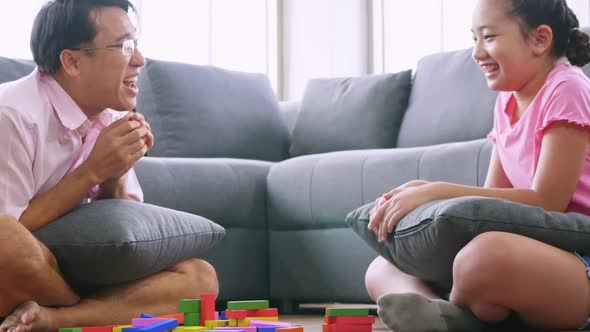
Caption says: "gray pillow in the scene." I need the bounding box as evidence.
[289,70,412,157]
[346,196,590,290]
[34,199,225,289]
[136,59,290,161]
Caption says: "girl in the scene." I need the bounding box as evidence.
[366,0,590,331]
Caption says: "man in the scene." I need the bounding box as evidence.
[0,1,218,331]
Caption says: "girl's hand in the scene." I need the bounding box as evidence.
[368,180,433,242]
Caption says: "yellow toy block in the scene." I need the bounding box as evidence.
[245,316,279,324]
[204,320,228,329]
[172,327,205,332]
[113,325,132,332]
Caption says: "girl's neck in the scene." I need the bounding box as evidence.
[513,57,562,117]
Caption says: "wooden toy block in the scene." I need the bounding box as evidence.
[224,310,248,319]
[132,318,170,327]
[322,323,372,332]
[325,308,369,317]
[247,319,286,327]
[113,325,132,332]
[225,308,278,319]
[179,299,201,313]
[203,319,228,329]
[140,314,154,318]
[156,313,184,325]
[184,313,201,326]
[275,327,304,332]
[59,328,82,332]
[253,308,278,317]
[324,315,376,325]
[219,311,227,320]
[171,327,206,332]
[214,327,256,332]
[81,325,117,332]
[226,300,269,310]
[200,294,216,326]
[244,317,279,325]
[122,318,178,332]
[256,328,279,332]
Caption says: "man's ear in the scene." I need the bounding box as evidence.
[59,49,81,77]
[530,24,553,56]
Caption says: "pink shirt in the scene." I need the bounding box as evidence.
[488,61,590,215]
[0,69,143,220]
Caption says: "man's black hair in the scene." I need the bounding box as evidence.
[30,0,136,74]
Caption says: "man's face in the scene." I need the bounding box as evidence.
[78,6,145,114]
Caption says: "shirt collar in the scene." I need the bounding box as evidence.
[38,69,113,135]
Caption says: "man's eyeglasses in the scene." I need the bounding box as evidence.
[70,39,138,57]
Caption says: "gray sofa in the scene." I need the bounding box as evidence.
[2,36,590,310]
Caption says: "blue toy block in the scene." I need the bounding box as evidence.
[220,311,227,320]
[122,319,178,332]
[140,314,154,319]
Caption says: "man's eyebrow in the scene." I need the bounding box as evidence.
[114,31,136,43]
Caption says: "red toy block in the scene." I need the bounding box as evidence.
[322,323,372,332]
[324,315,376,325]
[200,293,216,326]
[276,327,303,332]
[81,325,117,332]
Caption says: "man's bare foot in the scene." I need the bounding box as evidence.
[0,301,54,332]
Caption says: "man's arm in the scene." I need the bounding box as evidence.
[19,165,99,231]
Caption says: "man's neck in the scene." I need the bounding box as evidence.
[52,72,102,120]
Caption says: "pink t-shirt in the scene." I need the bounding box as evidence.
[0,69,143,220]
[488,61,590,215]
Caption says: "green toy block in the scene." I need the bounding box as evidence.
[59,328,82,332]
[226,300,269,310]
[183,313,201,326]
[179,299,201,313]
[325,308,370,317]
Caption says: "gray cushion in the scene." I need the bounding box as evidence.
[34,199,225,289]
[346,196,590,290]
[137,59,290,161]
[396,48,498,148]
[0,57,35,84]
[289,70,412,157]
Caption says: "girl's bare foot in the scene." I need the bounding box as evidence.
[0,301,54,332]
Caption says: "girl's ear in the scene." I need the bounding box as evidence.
[529,24,553,56]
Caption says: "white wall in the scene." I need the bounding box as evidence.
[380,0,590,74]
[282,0,369,100]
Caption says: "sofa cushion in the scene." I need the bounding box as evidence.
[346,196,590,290]
[136,59,290,162]
[0,57,35,84]
[34,199,225,289]
[289,70,412,157]
[396,48,498,148]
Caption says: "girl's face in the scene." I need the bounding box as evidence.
[471,0,540,92]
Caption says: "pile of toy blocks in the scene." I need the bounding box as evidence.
[58,294,304,332]
[322,308,375,332]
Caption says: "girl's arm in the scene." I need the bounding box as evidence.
[483,145,513,189]
[430,121,590,212]
[370,121,590,242]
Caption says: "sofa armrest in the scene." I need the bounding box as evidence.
[267,139,492,230]
[134,157,273,228]
[278,100,300,136]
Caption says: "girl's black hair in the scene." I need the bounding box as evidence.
[30,0,136,74]
[507,0,590,67]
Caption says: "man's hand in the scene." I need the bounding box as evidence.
[81,112,152,186]
[93,112,154,199]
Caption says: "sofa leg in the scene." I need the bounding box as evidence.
[276,300,298,314]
